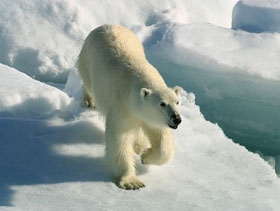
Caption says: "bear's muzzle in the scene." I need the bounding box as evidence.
[169,114,182,129]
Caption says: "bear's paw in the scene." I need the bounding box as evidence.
[118,176,145,190]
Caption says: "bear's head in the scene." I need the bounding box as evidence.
[138,86,182,129]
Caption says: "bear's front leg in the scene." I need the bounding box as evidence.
[141,127,175,166]
[105,115,145,190]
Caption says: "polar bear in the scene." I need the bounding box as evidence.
[78,24,182,190]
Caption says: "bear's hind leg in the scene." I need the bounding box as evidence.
[83,89,95,108]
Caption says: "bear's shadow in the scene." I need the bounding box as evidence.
[0,105,109,206]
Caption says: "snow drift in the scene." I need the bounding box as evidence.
[0,64,71,118]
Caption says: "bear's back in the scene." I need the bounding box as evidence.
[110,25,146,61]
[85,25,146,65]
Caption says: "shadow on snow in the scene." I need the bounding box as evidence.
[0,102,108,206]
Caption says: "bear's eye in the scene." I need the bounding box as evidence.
[160,102,167,107]
[176,101,179,105]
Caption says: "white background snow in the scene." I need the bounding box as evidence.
[0,0,280,210]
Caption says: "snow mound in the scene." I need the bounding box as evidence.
[1,64,280,210]
[151,23,280,81]
[0,64,72,118]
[232,0,280,33]
[0,0,81,83]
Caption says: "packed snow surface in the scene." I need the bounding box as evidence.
[1,0,280,210]
[1,64,280,210]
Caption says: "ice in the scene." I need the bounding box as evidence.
[232,0,280,33]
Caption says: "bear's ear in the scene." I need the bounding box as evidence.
[173,86,181,96]
[140,88,152,98]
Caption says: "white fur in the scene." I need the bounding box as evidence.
[78,25,181,190]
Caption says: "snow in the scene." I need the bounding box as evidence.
[232,0,280,33]
[0,0,82,82]
[150,23,280,80]
[0,0,238,82]
[1,64,280,210]
[0,64,71,118]
[1,0,280,210]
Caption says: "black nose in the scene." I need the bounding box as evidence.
[172,114,182,126]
